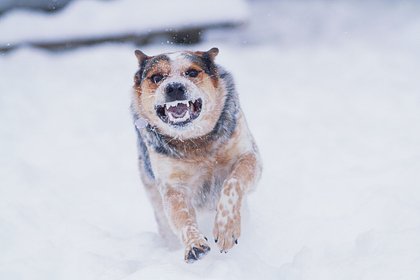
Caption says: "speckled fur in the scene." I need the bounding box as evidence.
[131,48,262,262]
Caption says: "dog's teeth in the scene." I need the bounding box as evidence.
[182,100,189,105]
[165,100,190,109]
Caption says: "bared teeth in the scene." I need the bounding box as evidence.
[161,99,202,110]
[164,100,190,110]
[189,101,194,112]
[156,98,202,125]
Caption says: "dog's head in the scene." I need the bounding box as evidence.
[132,48,226,139]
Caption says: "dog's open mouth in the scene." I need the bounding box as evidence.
[155,98,202,126]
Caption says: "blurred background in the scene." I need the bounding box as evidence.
[1,1,420,279]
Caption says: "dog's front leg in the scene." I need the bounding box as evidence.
[162,185,210,263]
[214,152,260,252]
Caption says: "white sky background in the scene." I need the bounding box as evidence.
[1,1,420,279]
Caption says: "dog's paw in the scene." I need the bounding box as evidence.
[213,178,242,252]
[213,191,242,252]
[213,210,241,253]
[184,237,211,263]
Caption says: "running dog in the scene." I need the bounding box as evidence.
[131,48,261,263]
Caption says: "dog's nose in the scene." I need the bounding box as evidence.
[165,83,186,101]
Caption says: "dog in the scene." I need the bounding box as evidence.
[131,47,261,263]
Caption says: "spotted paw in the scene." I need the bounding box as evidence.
[213,205,241,253]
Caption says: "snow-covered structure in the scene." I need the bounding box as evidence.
[0,0,249,52]
[0,0,71,13]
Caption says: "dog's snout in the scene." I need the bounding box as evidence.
[165,83,186,101]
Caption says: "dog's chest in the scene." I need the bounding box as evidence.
[190,152,235,210]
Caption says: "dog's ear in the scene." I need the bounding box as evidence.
[134,50,150,64]
[194,47,219,62]
[205,47,219,61]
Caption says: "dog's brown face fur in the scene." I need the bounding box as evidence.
[132,48,226,140]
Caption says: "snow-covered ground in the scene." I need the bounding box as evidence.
[1,1,420,279]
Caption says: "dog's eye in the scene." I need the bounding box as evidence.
[185,69,199,78]
[151,74,164,84]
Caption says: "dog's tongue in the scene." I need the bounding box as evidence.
[166,103,188,118]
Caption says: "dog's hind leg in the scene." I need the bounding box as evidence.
[162,186,211,263]
[213,151,261,252]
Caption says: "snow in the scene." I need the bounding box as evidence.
[1,0,420,279]
[0,0,248,44]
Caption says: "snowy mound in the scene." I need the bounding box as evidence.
[0,0,248,45]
